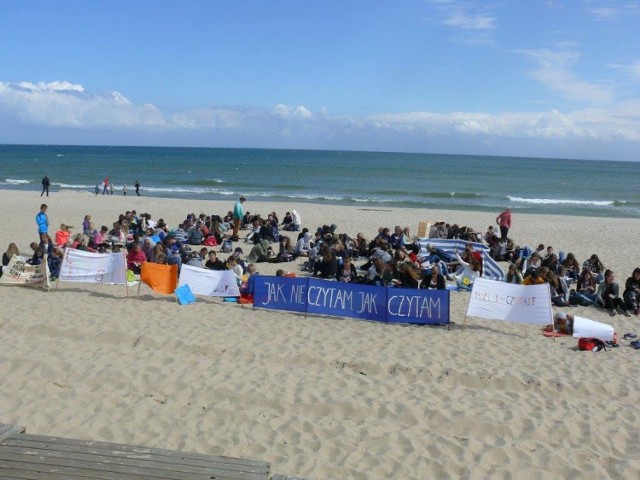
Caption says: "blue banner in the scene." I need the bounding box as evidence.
[253,276,449,325]
[253,276,308,313]
[386,288,449,325]
[306,278,388,322]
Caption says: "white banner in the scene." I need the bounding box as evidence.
[466,277,552,325]
[0,256,49,287]
[572,316,614,341]
[59,249,127,285]
[178,265,240,297]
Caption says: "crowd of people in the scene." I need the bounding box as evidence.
[0,199,638,318]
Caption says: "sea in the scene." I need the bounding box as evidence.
[0,144,638,218]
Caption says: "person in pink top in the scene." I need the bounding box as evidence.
[127,242,147,274]
[496,208,512,241]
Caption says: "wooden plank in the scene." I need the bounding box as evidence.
[0,454,265,480]
[417,221,431,238]
[2,434,268,470]
[0,424,25,442]
[0,439,267,477]
[0,433,270,480]
[0,449,266,480]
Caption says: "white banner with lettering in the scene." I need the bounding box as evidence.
[0,256,49,287]
[59,249,127,285]
[178,265,240,297]
[466,277,552,325]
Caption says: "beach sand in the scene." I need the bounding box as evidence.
[1,190,639,479]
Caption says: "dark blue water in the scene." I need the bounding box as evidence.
[1,144,638,217]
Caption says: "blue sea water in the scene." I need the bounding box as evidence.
[0,144,638,218]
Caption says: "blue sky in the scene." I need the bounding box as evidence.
[1,0,639,160]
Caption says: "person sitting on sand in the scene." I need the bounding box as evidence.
[549,312,574,335]
[420,263,446,290]
[623,267,640,316]
[1,242,20,276]
[226,256,244,286]
[583,254,605,283]
[523,268,546,285]
[204,250,225,270]
[547,270,570,307]
[47,247,63,280]
[246,239,271,263]
[337,256,358,283]
[596,269,631,316]
[294,231,312,257]
[454,250,481,291]
[505,263,523,284]
[55,224,73,248]
[39,233,54,256]
[127,242,147,274]
[313,245,338,279]
[562,252,581,281]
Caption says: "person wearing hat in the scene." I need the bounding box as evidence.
[231,196,246,241]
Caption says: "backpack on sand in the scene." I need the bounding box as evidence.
[221,238,233,253]
[578,337,606,352]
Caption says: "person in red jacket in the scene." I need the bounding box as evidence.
[496,208,512,241]
[127,242,147,274]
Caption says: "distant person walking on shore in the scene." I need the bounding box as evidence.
[134,180,141,196]
[36,204,49,235]
[95,183,100,195]
[123,184,128,196]
[496,208,512,241]
[231,196,246,241]
[41,174,50,197]
[102,177,110,195]
[109,183,114,195]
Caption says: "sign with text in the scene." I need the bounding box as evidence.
[178,265,240,297]
[253,276,449,324]
[306,278,387,322]
[253,275,309,313]
[386,288,449,325]
[59,249,127,285]
[466,277,552,325]
[0,255,48,287]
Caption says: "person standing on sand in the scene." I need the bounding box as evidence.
[123,184,128,196]
[134,180,141,196]
[36,204,49,236]
[41,174,50,197]
[231,196,246,241]
[496,208,512,241]
[103,177,110,195]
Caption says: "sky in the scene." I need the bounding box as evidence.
[0,0,639,161]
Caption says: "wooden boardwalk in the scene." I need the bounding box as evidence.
[0,424,271,480]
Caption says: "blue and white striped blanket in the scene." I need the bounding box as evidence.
[418,238,505,281]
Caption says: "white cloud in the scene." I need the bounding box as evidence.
[16,80,85,93]
[272,104,313,119]
[587,6,620,20]
[0,80,638,160]
[428,0,496,43]
[515,48,614,105]
[608,60,640,80]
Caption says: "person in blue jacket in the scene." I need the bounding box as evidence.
[36,204,49,236]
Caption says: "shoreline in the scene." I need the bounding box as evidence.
[2,189,640,478]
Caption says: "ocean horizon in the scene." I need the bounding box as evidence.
[1,144,638,218]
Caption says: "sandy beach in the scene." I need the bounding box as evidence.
[1,190,639,479]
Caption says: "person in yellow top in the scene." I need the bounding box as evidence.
[523,267,546,285]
